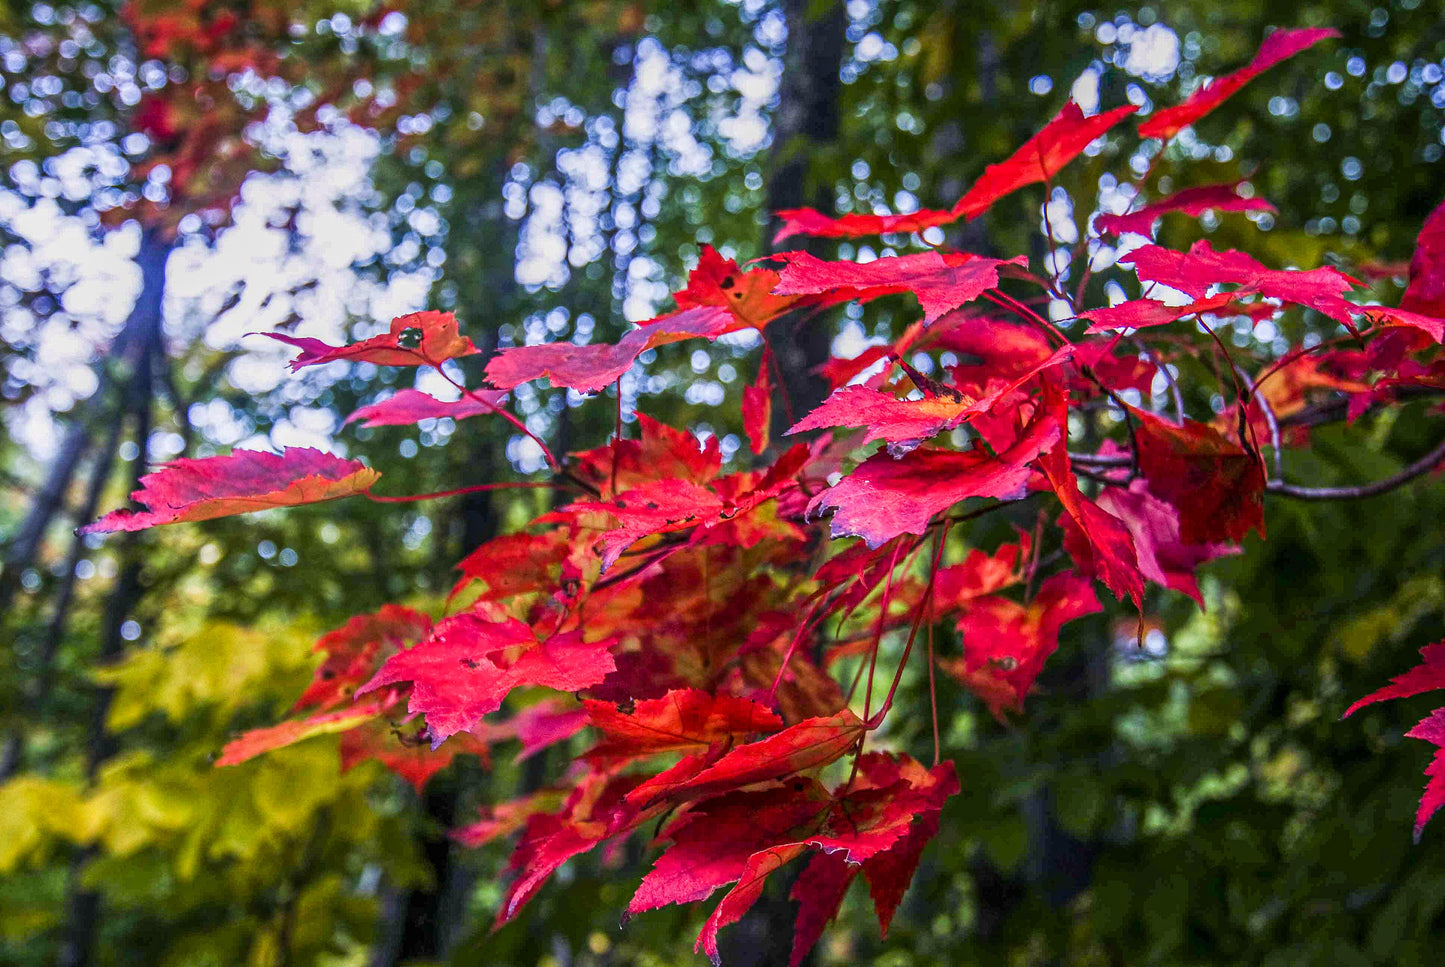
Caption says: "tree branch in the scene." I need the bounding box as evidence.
[1266,439,1445,500]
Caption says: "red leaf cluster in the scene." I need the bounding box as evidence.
[83,22,1445,949]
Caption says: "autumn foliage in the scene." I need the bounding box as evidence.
[86,27,1445,963]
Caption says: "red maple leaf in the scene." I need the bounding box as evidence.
[789,344,1072,450]
[808,375,1064,546]
[741,347,776,454]
[1130,407,1267,545]
[1079,292,1262,335]
[1400,198,1445,319]
[1095,183,1275,238]
[484,305,734,393]
[264,310,479,370]
[941,572,1101,716]
[1039,444,1144,608]
[343,388,507,428]
[82,448,379,534]
[583,688,783,766]
[357,613,617,742]
[624,708,866,808]
[1345,640,1445,838]
[770,101,1136,243]
[772,205,961,245]
[1096,483,1239,605]
[1138,28,1340,140]
[771,250,1025,326]
[952,101,1139,219]
[1125,240,1361,325]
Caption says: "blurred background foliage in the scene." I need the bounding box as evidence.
[0,0,1442,964]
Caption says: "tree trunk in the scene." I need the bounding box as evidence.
[762,0,848,425]
[55,227,169,967]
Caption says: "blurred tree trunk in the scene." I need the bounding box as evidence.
[57,226,169,967]
[763,0,848,422]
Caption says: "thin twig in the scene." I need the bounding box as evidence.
[1234,363,1282,480]
[1267,439,1445,500]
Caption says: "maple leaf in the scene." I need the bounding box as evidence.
[808,375,1064,547]
[1130,407,1267,545]
[771,250,1025,326]
[772,205,961,245]
[583,688,783,766]
[495,772,660,926]
[293,605,433,712]
[338,719,491,791]
[264,310,479,370]
[1094,183,1276,238]
[952,102,1139,219]
[1079,292,1263,335]
[769,101,1135,243]
[931,539,1029,613]
[1125,239,1361,326]
[789,344,1072,450]
[1400,197,1445,319]
[1096,483,1239,605]
[1039,444,1144,608]
[450,530,570,602]
[343,388,507,428]
[675,245,816,329]
[741,348,776,454]
[569,412,723,495]
[1345,640,1445,838]
[216,700,391,769]
[485,305,734,393]
[941,573,1102,717]
[630,754,958,965]
[568,478,725,570]
[623,708,866,808]
[1138,27,1341,140]
[82,448,379,534]
[356,613,617,743]
[1355,306,1445,344]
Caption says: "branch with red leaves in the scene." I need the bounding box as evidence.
[81,25,1445,959]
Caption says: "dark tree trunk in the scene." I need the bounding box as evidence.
[56,226,169,967]
[762,0,848,423]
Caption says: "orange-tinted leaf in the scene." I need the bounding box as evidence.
[82,448,378,534]
[1138,28,1340,140]
[266,310,479,369]
[624,709,865,808]
[216,700,390,768]
[583,688,783,766]
[675,246,815,329]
